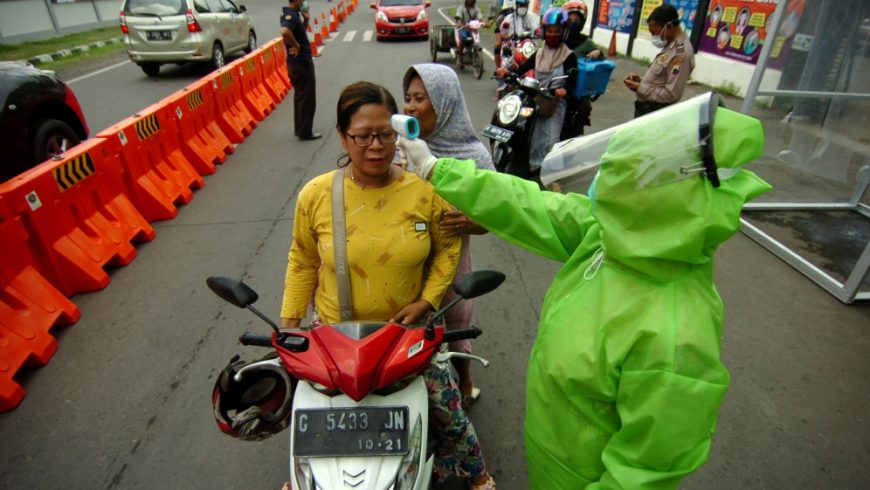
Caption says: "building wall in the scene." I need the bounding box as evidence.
[0,0,54,39]
[0,0,117,44]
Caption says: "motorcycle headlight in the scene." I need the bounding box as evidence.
[294,456,315,490]
[520,41,537,58]
[498,95,522,125]
[393,415,424,490]
[377,11,388,22]
[416,10,427,21]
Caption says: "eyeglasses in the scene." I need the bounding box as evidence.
[345,130,398,147]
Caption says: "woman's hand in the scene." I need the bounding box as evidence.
[495,66,508,78]
[555,87,567,98]
[587,49,603,60]
[442,210,488,236]
[390,298,433,324]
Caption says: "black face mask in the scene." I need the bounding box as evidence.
[566,23,584,48]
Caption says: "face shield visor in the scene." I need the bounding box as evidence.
[540,92,726,194]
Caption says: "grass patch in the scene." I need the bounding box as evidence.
[0,27,122,61]
[39,43,126,72]
[637,56,652,66]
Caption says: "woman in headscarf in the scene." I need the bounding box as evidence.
[401,63,494,408]
[496,7,578,182]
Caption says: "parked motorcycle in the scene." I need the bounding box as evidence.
[452,18,485,79]
[483,72,570,181]
[208,270,505,490]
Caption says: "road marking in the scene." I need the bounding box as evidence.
[437,7,495,61]
[343,30,357,42]
[363,30,373,41]
[67,60,131,84]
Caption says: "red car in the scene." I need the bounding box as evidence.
[371,0,431,41]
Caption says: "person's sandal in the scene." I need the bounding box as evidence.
[469,473,496,490]
[462,386,481,409]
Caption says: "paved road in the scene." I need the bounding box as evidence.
[2,1,869,489]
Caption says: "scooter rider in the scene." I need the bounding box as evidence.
[561,0,603,139]
[455,0,484,69]
[495,7,576,181]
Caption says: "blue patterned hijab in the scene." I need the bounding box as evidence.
[403,64,495,170]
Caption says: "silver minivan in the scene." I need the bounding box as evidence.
[120,0,256,77]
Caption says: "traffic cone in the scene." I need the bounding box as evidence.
[311,40,320,57]
[608,29,617,57]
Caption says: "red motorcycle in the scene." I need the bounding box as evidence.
[209,270,505,489]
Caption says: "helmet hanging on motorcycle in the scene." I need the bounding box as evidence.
[562,1,588,30]
[212,353,295,441]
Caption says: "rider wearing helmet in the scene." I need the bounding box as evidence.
[561,0,604,140]
[495,7,577,183]
[562,1,602,58]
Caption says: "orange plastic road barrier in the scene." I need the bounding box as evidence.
[311,39,320,57]
[206,67,258,146]
[0,138,155,296]
[161,77,236,176]
[234,55,274,121]
[0,195,80,412]
[329,12,337,33]
[321,22,329,41]
[98,104,205,222]
[261,40,290,102]
[312,18,322,46]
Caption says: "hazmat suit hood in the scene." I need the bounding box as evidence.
[543,93,772,280]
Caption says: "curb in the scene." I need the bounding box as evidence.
[27,37,123,66]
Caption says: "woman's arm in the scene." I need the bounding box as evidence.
[280,182,323,325]
[431,159,592,263]
[419,192,463,310]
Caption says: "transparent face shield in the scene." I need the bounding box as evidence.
[540,92,725,194]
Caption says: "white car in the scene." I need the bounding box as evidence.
[120,0,257,77]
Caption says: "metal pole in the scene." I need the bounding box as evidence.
[42,0,62,37]
[740,0,789,114]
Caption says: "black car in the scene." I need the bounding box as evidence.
[0,61,89,181]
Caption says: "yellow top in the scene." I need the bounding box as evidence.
[281,169,461,323]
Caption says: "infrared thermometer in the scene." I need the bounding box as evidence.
[391,114,420,139]
[391,115,419,170]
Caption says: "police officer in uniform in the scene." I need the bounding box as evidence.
[623,5,695,118]
[281,0,320,140]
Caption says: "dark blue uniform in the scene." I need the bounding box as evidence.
[281,6,317,139]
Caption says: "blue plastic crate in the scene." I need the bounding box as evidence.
[573,59,616,98]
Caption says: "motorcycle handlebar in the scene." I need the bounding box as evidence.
[442,327,482,343]
[239,332,273,347]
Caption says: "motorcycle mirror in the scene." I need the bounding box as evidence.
[206,276,259,308]
[426,271,506,334]
[207,276,282,335]
[453,270,506,300]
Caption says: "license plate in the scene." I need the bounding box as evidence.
[483,124,513,143]
[293,406,409,457]
[394,27,411,34]
[146,30,172,41]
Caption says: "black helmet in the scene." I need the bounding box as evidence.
[212,353,295,441]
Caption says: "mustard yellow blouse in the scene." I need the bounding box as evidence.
[281,169,461,323]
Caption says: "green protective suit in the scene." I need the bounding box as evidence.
[429,108,772,489]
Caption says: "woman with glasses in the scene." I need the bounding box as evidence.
[280,81,496,490]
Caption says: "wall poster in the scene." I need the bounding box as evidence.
[698,0,804,65]
[637,0,700,36]
[602,0,636,33]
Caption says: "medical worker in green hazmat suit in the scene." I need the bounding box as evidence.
[398,93,772,489]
